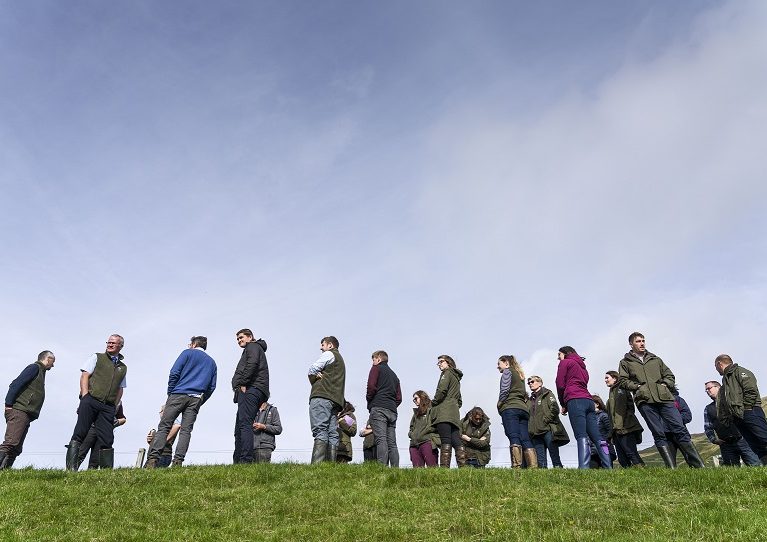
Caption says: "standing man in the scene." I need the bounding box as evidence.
[366,350,402,467]
[145,336,217,468]
[231,329,269,464]
[308,336,346,463]
[715,354,767,465]
[252,401,283,463]
[703,381,760,466]
[618,332,704,468]
[66,334,127,470]
[1,351,56,469]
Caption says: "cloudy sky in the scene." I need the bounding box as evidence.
[2,0,765,468]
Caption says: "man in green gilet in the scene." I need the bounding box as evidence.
[307,336,346,463]
[65,334,128,470]
[1,350,56,469]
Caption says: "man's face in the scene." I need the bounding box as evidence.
[106,336,123,354]
[714,360,725,376]
[705,383,720,399]
[372,356,381,366]
[236,333,252,348]
[630,336,646,354]
[42,354,56,370]
[320,341,333,352]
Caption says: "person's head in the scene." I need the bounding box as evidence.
[190,336,208,350]
[704,381,720,399]
[38,350,55,370]
[437,355,455,371]
[557,346,578,361]
[412,390,432,415]
[604,370,619,388]
[106,334,124,355]
[714,354,733,375]
[527,375,543,393]
[498,355,524,379]
[467,406,486,426]
[372,350,388,365]
[628,332,646,354]
[592,394,606,412]
[236,329,253,348]
[321,336,339,351]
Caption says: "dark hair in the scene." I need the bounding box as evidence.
[715,354,733,366]
[592,394,606,412]
[466,406,486,421]
[372,350,388,363]
[37,350,54,362]
[322,336,339,349]
[190,336,208,350]
[704,381,720,388]
[499,355,524,379]
[558,346,577,356]
[236,329,253,338]
[605,370,620,384]
[413,390,432,416]
[628,332,644,344]
[437,355,456,369]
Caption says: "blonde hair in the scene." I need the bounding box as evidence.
[499,355,524,380]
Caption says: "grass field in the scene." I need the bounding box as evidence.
[2,463,766,542]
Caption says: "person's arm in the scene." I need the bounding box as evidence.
[115,387,123,406]
[5,364,39,407]
[167,351,187,394]
[167,422,181,442]
[432,373,449,406]
[677,396,692,425]
[617,360,639,392]
[309,351,334,376]
[658,360,676,389]
[703,407,720,445]
[263,407,283,436]
[366,365,379,403]
[203,365,217,405]
[498,369,512,404]
[395,379,402,407]
[338,413,356,437]
[740,368,760,409]
[469,428,491,450]
[80,371,91,398]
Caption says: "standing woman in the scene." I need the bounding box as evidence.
[408,391,439,467]
[497,355,537,468]
[555,346,611,469]
[604,370,645,467]
[431,355,466,467]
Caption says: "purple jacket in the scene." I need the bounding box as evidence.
[555,352,592,405]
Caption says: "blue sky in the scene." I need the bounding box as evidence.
[2,0,765,467]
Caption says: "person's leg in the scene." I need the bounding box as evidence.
[92,402,117,469]
[566,399,590,469]
[148,395,185,461]
[173,397,202,463]
[386,409,399,468]
[421,442,438,467]
[583,402,611,469]
[719,442,741,466]
[409,446,424,467]
[735,407,767,459]
[531,435,547,468]
[0,409,31,468]
[233,412,242,464]
[309,398,333,463]
[255,449,272,463]
[77,425,98,468]
[736,437,761,466]
[369,407,390,466]
[237,388,265,463]
[436,422,453,467]
[543,431,563,468]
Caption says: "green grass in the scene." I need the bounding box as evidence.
[2,464,767,541]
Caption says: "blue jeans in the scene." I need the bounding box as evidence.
[720,437,761,466]
[234,387,267,463]
[733,407,767,459]
[369,407,399,467]
[501,408,533,448]
[637,401,689,447]
[531,431,563,468]
[566,398,611,469]
[309,398,339,446]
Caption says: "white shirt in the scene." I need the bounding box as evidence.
[308,351,335,375]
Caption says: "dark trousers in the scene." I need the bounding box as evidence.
[501,408,534,449]
[436,422,462,449]
[614,431,644,466]
[720,437,761,466]
[0,408,32,458]
[637,401,690,447]
[733,407,767,459]
[77,425,103,469]
[532,431,563,468]
[233,387,267,463]
[71,394,116,448]
[369,406,399,467]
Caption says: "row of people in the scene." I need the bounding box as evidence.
[2,330,766,469]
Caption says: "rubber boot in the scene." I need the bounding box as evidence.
[678,441,705,468]
[510,445,523,469]
[656,444,677,469]
[327,444,337,462]
[65,440,81,471]
[171,459,183,467]
[576,438,591,469]
[523,447,538,469]
[5,455,15,469]
[311,439,326,464]
[0,452,8,470]
[98,448,114,470]
[439,444,452,468]
[455,446,467,467]
[144,457,158,469]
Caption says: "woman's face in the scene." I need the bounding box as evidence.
[604,374,617,387]
[437,358,448,372]
[413,395,420,406]
[527,378,542,393]
[594,401,601,411]
[557,351,565,361]
[497,359,509,373]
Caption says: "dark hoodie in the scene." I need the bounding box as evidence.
[555,351,592,405]
[431,367,463,428]
[231,338,269,400]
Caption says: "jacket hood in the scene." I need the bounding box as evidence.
[462,410,490,425]
[564,352,586,370]
[255,338,267,352]
[622,350,656,363]
[450,367,464,380]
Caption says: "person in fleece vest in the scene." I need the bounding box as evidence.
[1,350,56,469]
[65,334,127,470]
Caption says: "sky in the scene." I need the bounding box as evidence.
[2,0,765,468]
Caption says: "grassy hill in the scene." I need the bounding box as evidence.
[2,464,767,541]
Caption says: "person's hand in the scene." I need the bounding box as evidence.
[479,436,486,441]
[147,429,156,445]
[253,422,266,430]
[240,386,247,393]
[316,372,324,379]
[461,434,471,442]
[4,406,11,412]
[561,407,568,415]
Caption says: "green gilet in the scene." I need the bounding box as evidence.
[498,369,529,413]
[13,362,46,420]
[89,353,127,405]
[310,349,345,408]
